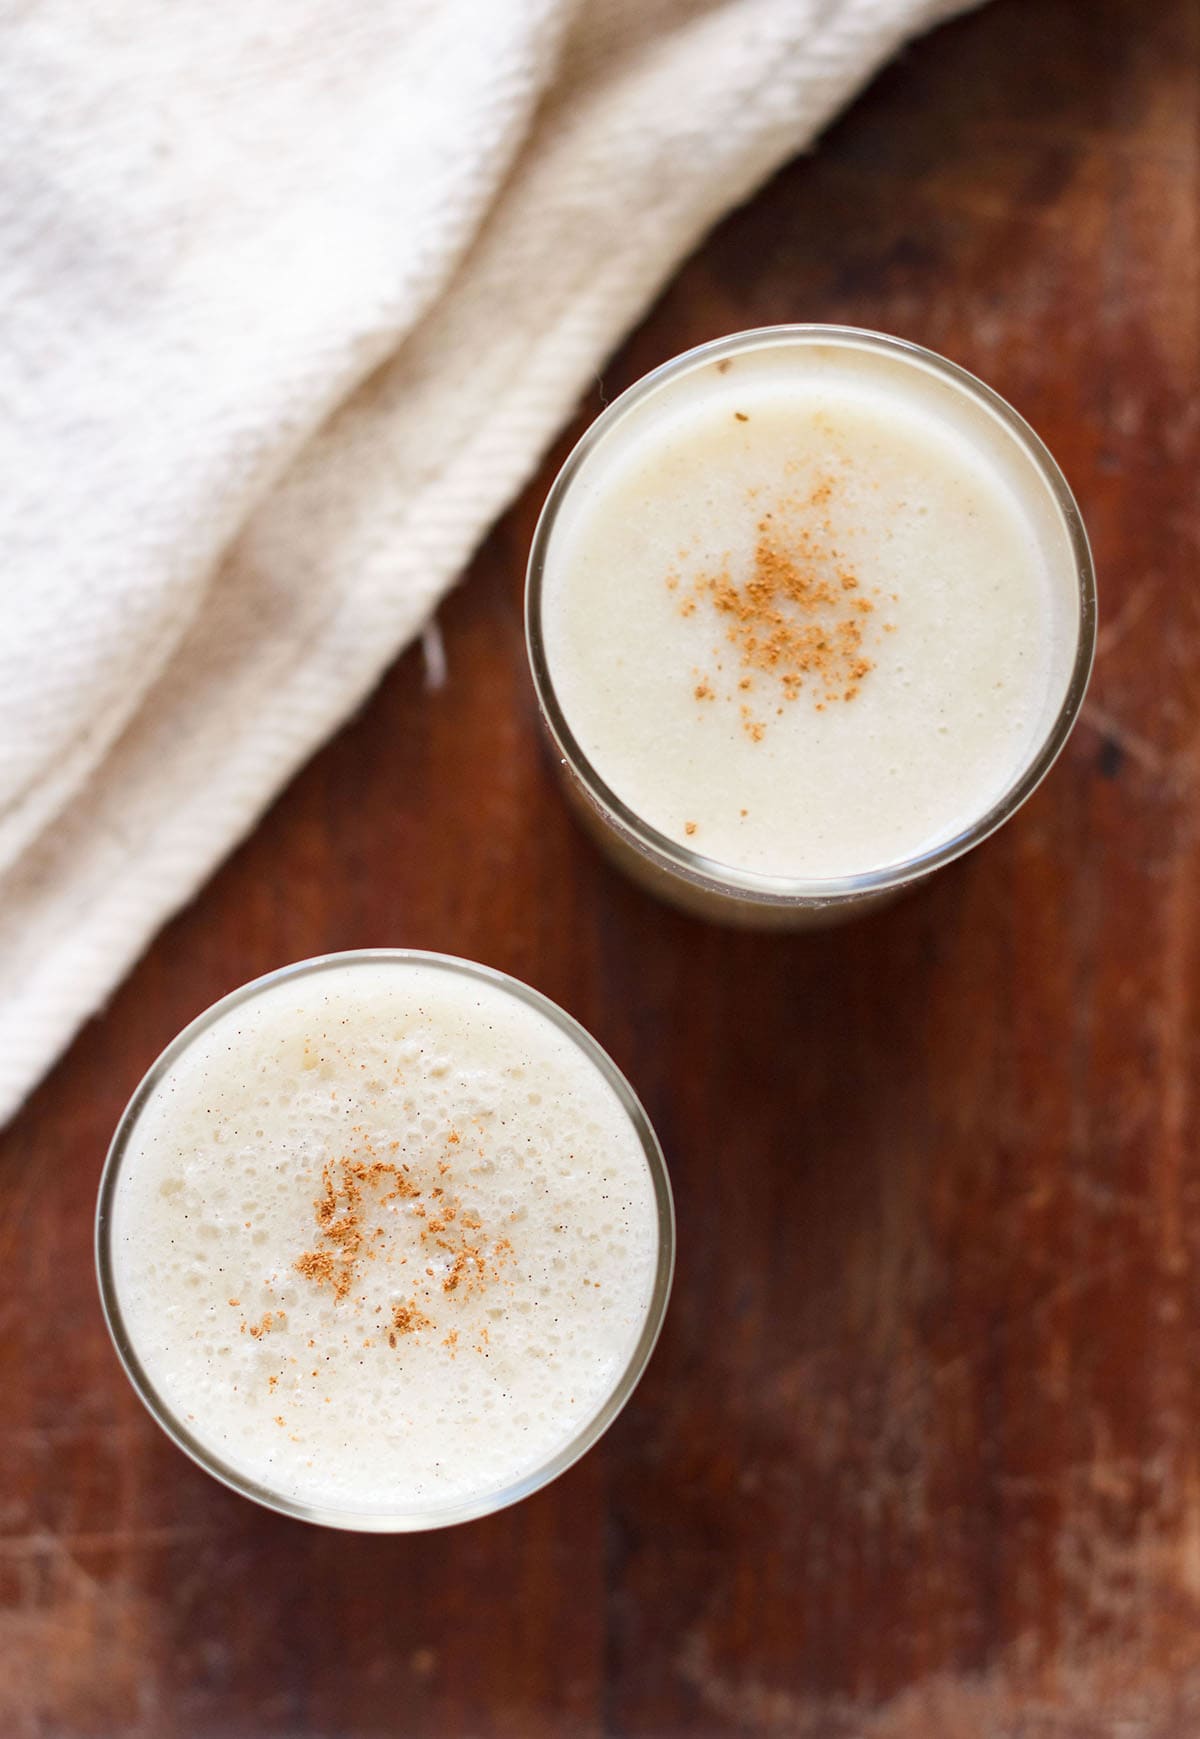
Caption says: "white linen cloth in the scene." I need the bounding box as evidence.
[0,0,973,1123]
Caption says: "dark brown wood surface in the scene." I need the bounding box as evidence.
[3,0,1198,1733]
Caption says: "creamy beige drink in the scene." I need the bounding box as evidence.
[97,954,672,1529]
[528,327,1095,920]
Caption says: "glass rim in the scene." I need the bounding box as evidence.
[95,948,675,1533]
[525,323,1098,904]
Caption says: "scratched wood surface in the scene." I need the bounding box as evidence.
[2,0,1198,1734]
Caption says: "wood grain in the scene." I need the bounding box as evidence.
[2,0,1198,1732]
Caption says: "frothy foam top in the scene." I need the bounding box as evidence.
[539,338,1078,879]
[107,960,663,1520]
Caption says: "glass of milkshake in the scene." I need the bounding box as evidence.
[96,952,673,1530]
[527,326,1096,925]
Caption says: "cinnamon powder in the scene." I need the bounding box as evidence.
[676,476,882,737]
[293,1132,514,1347]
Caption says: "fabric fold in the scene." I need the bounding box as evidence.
[0,0,976,1123]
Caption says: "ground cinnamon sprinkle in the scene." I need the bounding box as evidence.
[676,474,881,736]
[293,1127,516,1352]
[389,1300,434,1345]
[296,1249,339,1290]
[440,1228,513,1298]
[295,1147,419,1301]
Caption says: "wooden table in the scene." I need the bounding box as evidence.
[3,0,1197,1732]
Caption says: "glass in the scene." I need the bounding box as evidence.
[96,950,675,1532]
[526,325,1097,926]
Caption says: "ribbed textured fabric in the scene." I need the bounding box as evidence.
[0,0,976,1123]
